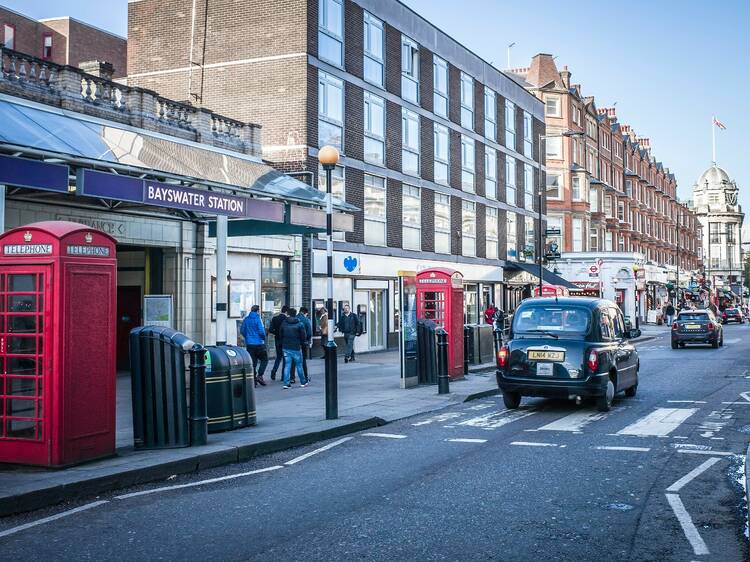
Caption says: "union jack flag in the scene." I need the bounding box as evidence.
[713,117,727,130]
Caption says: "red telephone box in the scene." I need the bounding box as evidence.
[416,268,464,379]
[0,221,117,466]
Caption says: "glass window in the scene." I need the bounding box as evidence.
[506,212,517,259]
[506,156,516,206]
[402,185,421,250]
[524,164,534,209]
[261,256,289,325]
[462,200,476,257]
[318,0,343,66]
[523,111,533,158]
[486,207,498,259]
[461,135,475,192]
[318,165,345,241]
[401,35,419,104]
[318,72,343,150]
[524,215,535,261]
[546,172,562,199]
[546,136,562,159]
[589,186,598,212]
[433,56,448,118]
[484,88,496,141]
[572,218,583,251]
[545,96,560,117]
[364,174,386,246]
[3,24,15,50]
[363,12,384,87]
[363,92,385,165]
[505,100,516,149]
[434,123,449,186]
[485,146,497,200]
[572,176,581,201]
[589,227,599,251]
[605,231,613,251]
[402,109,420,176]
[42,34,53,60]
[434,193,451,254]
[460,73,474,129]
[546,215,563,250]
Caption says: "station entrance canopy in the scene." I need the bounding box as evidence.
[0,95,355,234]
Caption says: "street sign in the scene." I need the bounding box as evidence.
[596,258,604,267]
[549,242,559,253]
[545,228,561,236]
[588,265,599,274]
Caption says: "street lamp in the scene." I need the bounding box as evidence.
[319,145,339,420]
[537,130,584,297]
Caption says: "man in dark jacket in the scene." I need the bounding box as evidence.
[297,306,313,382]
[336,304,361,363]
[269,305,288,380]
[240,304,267,386]
[279,308,308,389]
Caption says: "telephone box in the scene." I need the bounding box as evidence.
[0,221,117,466]
[416,268,464,379]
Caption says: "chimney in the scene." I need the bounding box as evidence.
[560,65,571,88]
[78,60,115,81]
[639,138,651,151]
[525,53,560,87]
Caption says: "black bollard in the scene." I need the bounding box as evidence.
[437,328,450,394]
[463,326,470,376]
[325,339,338,419]
[188,344,208,446]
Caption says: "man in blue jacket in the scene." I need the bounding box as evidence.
[240,305,267,386]
[297,306,313,383]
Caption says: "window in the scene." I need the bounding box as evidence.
[545,96,560,117]
[486,207,499,259]
[363,92,384,165]
[590,227,599,251]
[460,73,474,129]
[434,193,451,254]
[484,88,496,141]
[572,218,583,252]
[546,215,563,251]
[604,194,612,217]
[524,164,534,209]
[506,157,517,206]
[433,56,448,118]
[546,137,562,159]
[402,185,421,250]
[401,35,419,104]
[364,174,386,246]
[318,165,345,241]
[523,112,533,158]
[618,234,625,252]
[572,104,581,125]
[524,216,535,261]
[506,212,518,259]
[402,109,420,176]
[462,200,476,257]
[434,124,449,185]
[572,176,582,201]
[505,100,516,149]
[546,172,562,199]
[363,12,384,87]
[42,34,53,60]
[461,135,475,192]
[601,133,610,151]
[617,201,625,222]
[318,72,343,150]
[709,223,721,244]
[589,186,598,212]
[485,147,497,200]
[3,24,15,50]
[605,231,613,251]
[318,0,343,66]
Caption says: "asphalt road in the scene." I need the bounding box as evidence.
[2,325,750,561]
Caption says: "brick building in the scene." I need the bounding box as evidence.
[0,6,127,78]
[128,0,546,352]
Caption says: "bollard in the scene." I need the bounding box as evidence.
[325,339,338,420]
[188,344,208,446]
[463,326,470,376]
[436,328,450,394]
[493,327,503,355]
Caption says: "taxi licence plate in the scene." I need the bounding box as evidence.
[686,324,700,329]
[527,350,565,361]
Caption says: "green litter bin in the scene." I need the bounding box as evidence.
[205,345,256,432]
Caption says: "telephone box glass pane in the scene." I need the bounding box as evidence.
[9,398,35,417]
[8,377,35,396]
[8,336,37,355]
[8,315,36,333]
[8,294,37,313]
[8,418,35,439]
[8,274,35,292]
[7,357,37,375]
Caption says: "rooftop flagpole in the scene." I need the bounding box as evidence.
[711,115,716,164]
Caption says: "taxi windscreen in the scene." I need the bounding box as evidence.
[513,305,591,335]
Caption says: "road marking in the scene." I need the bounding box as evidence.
[0,500,109,539]
[283,437,353,466]
[666,457,721,493]
[511,441,558,447]
[595,446,651,452]
[412,412,464,426]
[666,493,710,556]
[617,408,697,437]
[677,450,734,457]
[537,410,613,433]
[458,408,537,430]
[115,466,284,499]
[361,433,407,439]
[447,438,488,443]
[667,400,706,404]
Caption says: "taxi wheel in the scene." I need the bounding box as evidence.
[597,378,615,412]
[625,383,638,398]
[712,339,719,349]
[671,340,678,350]
[503,391,521,410]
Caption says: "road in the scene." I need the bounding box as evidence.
[2,325,750,561]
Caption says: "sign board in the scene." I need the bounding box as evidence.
[399,274,418,389]
[143,294,173,327]
[588,265,599,274]
[545,228,561,236]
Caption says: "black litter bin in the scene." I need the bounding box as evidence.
[205,345,256,432]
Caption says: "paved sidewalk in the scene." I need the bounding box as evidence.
[0,351,497,517]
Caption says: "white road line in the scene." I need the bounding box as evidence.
[447,438,488,443]
[677,450,734,457]
[537,410,612,433]
[666,493,710,556]
[284,437,353,465]
[617,408,697,437]
[458,408,537,430]
[361,433,407,439]
[412,412,464,426]
[595,446,651,452]
[115,466,284,499]
[666,457,721,493]
[0,500,109,539]
[667,400,706,404]
[511,441,558,447]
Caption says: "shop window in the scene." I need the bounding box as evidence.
[261,256,289,326]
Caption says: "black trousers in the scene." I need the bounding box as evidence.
[246,344,268,378]
[271,339,285,374]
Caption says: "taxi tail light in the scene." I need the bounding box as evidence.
[671,322,678,331]
[586,350,599,373]
[707,322,715,331]
[497,346,509,369]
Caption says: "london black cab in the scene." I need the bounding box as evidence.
[671,309,723,348]
[496,298,640,412]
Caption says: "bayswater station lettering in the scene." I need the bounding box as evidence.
[146,184,245,215]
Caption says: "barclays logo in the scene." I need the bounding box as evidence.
[343,255,358,272]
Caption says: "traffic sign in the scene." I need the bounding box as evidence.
[589,265,599,274]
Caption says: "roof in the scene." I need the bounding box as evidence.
[505,262,577,289]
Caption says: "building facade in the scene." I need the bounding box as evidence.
[127,0,546,352]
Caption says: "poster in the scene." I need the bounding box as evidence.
[143,294,173,327]
[229,279,255,318]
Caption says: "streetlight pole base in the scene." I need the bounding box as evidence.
[324,340,338,420]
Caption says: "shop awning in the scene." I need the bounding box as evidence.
[505,262,577,289]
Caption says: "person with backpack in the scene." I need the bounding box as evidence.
[296,306,313,383]
[269,305,288,380]
[336,304,361,363]
[240,304,267,387]
[279,307,308,389]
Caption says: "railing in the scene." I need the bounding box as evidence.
[1,49,55,88]
[81,74,125,111]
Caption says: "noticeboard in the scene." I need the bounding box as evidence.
[144,294,173,327]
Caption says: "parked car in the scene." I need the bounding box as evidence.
[671,310,723,349]
[720,308,743,324]
[496,297,640,413]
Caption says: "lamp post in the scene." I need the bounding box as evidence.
[319,145,340,420]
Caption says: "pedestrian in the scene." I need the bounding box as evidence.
[484,303,497,325]
[279,307,308,389]
[297,306,313,383]
[240,304,267,387]
[269,305,288,380]
[336,304,361,363]
[318,306,329,358]
[665,302,675,326]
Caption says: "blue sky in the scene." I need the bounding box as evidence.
[5,0,748,222]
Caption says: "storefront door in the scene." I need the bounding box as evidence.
[368,289,385,350]
[116,286,141,370]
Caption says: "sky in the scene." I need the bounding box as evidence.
[4,0,748,231]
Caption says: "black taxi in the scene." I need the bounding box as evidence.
[496,297,640,412]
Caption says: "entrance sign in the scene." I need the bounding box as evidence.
[144,295,173,327]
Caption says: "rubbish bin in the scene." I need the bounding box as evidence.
[205,345,256,432]
[416,319,438,384]
[129,326,193,449]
